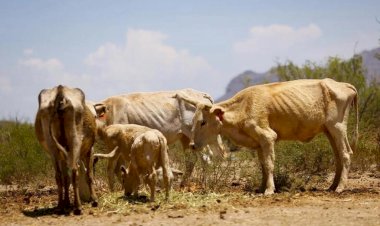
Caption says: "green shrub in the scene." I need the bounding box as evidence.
[0,120,52,184]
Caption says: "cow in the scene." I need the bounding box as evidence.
[35,85,98,215]
[179,79,358,195]
[93,89,226,189]
[94,124,173,201]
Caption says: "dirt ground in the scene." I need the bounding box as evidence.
[1,172,379,226]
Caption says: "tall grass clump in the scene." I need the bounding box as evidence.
[0,120,52,184]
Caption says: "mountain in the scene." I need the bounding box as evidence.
[217,47,380,102]
[361,47,380,82]
[217,70,278,101]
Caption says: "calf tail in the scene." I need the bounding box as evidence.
[94,146,119,159]
[157,133,172,200]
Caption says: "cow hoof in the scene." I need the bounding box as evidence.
[264,189,275,195]
[92,201,98,207]
[73,208,82,215]
[54,207,65,215]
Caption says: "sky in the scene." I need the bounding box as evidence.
[0,0,379,121]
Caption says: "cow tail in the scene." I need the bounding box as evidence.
[351,91,359,152]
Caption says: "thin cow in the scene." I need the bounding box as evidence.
[35,85,98,214]
[180,78,358,195]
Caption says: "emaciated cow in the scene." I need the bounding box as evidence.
[93,89,226,189]
[180,79,358,195]
[35,85,98,214]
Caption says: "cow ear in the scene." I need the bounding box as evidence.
[121,165,127,174]
[211,107,224,122]
[94,103,107,118]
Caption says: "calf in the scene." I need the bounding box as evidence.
[95,124,173,200]
[121,130,173,201]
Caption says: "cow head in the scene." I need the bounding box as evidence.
[189,104,224,150]
[175,93,224,151]
[93,103,108,128]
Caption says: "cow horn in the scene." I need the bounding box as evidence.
[175,93,212,108]
[49,120,68,160]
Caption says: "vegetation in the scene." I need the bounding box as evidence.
[0,120,52,185]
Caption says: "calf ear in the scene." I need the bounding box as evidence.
[211,107,224,122]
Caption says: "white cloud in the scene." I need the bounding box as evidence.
[23,48,34,56]
[234,24,322,54]
[84,29,219,96]
[20,57,64,72]
[233,24,323,72]
[232,23,380,73]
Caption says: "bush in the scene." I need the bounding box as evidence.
[0,120,53,185]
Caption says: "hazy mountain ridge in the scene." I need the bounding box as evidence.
[217,47,380,102]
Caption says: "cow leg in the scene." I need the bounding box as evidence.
[257,140,276,195]
[54,160,65,211]
[61,164,71,208]
[325,131,341,191]
[84,149,98,207]
[72,167,82,215]
[325,124,351,193]
[245,124,277,195]
[181,149,198,187]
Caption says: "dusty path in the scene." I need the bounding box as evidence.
[1,172,379,226]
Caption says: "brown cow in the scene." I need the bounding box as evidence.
[180,79,358,195]
[35,85,98,214]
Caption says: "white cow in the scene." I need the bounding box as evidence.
[180,79,358,195]
[93,89,226,189]
[35,85,98,215]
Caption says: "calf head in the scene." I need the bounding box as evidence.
[120,165,140,196]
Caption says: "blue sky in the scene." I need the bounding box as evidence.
[0,0,379,121]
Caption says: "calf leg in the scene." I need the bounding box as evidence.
[162,167,173,201]
[147,170,157,202]
[107,157,118,191]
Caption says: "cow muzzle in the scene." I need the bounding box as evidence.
[189,142,197,150]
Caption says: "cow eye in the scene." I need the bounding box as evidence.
[200,120,207,126]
